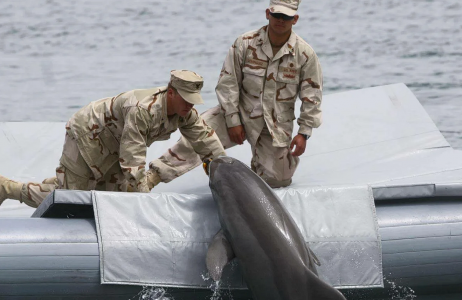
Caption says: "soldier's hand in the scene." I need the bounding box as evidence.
[290,134,307,157]
[203,158,213,176]
[146,169,161,190]
[228,125,246,145]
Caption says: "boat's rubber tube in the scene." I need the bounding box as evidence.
[1,198,462,299]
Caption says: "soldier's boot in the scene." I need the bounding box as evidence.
[0,175,24,206]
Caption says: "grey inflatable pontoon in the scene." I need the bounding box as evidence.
[1,84,462,299]
[2,192,462,299]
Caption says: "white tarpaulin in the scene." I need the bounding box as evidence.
[92,185,382,288]
[2,83,462,218]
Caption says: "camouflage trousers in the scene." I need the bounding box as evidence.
[150,106,299,188]
[21,135,130,207]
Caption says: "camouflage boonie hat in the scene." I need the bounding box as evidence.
[268,0,300,17]
[170,70,204,105]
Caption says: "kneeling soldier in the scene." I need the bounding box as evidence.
[0,70,225,208]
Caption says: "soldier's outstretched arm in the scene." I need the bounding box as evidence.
[179,108,226,161]
[148,106,235,184]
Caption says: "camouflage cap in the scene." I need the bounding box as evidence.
[170,70,204,105]
[268,0,300,17]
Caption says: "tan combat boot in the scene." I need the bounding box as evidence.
[0,175,24,206]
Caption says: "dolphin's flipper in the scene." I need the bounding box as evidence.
[206,229,235,281]
[306,244,321,275]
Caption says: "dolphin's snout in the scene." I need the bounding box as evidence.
[215,156,235,164]
[209,156,236,179]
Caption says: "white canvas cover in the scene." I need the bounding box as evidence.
[2,83,462,218]
[92,185,382,288]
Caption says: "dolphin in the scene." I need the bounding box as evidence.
[205,156,346,300]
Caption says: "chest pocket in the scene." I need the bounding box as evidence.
[242,48,268,97]
[275,66,300,103]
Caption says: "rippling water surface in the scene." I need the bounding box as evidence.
[0,0,461,148]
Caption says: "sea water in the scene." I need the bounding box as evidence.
[0,0,460,148]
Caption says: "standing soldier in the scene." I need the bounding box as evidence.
[0,70,226,208]
[150,0,322,188]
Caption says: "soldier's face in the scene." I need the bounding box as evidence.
[168,88,194,117]
[266,9,299,36]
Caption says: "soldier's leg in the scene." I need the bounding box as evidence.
[13,138,93,208]
[0,175,43,208]
[17,162,92,208]
[0,173,58,208]
[19,181,56,208]
[150,105,235,182]
[57,131,96,191]
[251,127,299,188]
[1,133,94,208]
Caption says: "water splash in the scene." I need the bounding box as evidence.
[385,277,417,300]
[202,272,222,299]
[131,286,173,300]
[201,272,234,300]
[209,279,222,300]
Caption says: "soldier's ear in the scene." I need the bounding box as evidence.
[265,9,270,20]
[167,87,175,98]
[293,15,299,25]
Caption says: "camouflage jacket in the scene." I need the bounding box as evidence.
[62,87,225,192]
[216,25,323,147]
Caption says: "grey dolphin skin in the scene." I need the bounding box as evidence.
[205,156,346,300]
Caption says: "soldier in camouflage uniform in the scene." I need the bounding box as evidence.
[150,0,322,188]
[0,70,226,208]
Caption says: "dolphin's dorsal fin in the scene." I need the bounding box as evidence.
[206,229,235,282]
